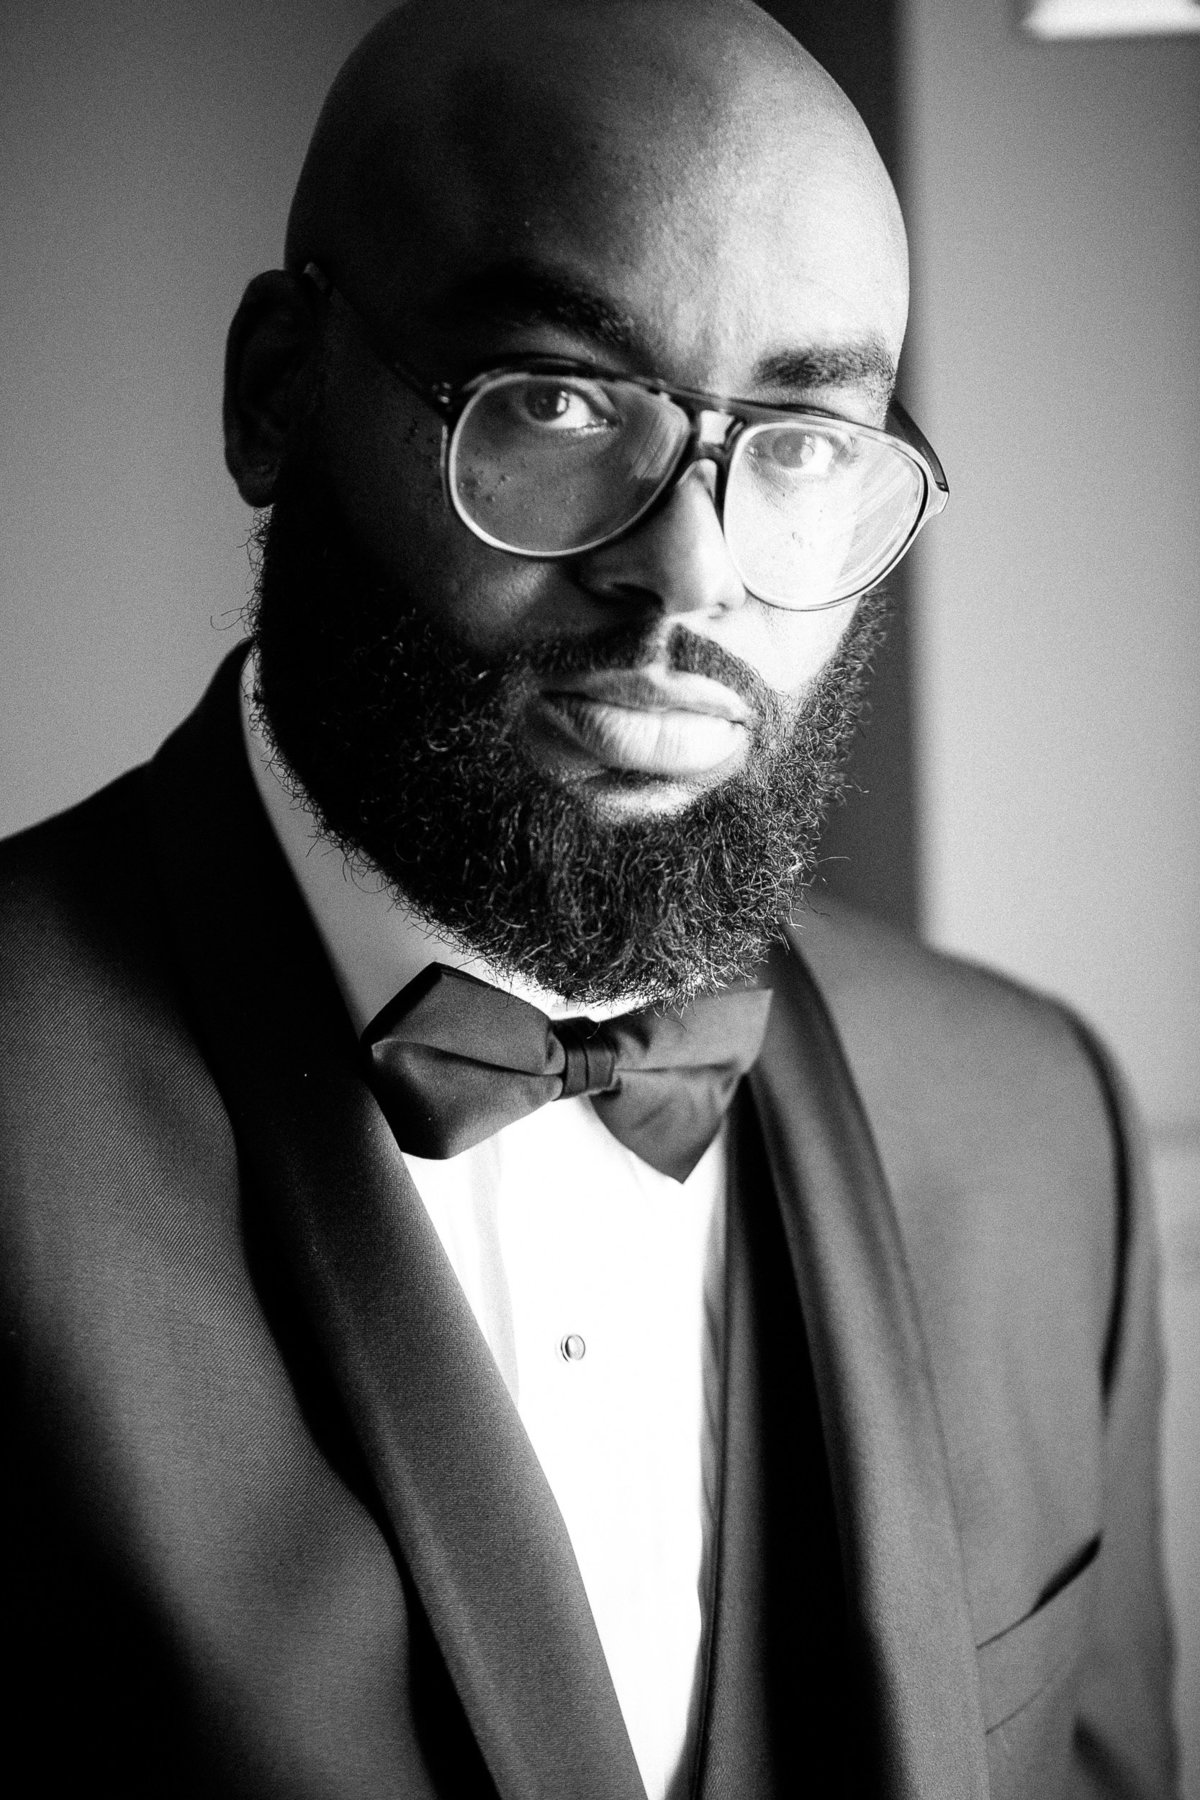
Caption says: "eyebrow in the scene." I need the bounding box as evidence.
[423,259,639,356]
[752,343,898,409]
[425,257,897,405]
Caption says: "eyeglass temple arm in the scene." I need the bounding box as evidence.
[301,262,457,419]
[888,397,949,509]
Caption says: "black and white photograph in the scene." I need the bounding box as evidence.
[1,1,1197,1793]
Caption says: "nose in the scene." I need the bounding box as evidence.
[572,458,747,620]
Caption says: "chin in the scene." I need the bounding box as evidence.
[564,764,737,820]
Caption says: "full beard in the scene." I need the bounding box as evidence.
[248,460,888,1008]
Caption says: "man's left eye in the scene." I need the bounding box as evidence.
[748,427,850,478]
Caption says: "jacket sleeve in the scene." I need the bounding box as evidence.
[1065,1014,1179,1799]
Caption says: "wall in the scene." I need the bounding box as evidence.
[0,0,381,839]
[902,0,1200,1778]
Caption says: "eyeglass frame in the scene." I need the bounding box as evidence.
[302,262,948,610]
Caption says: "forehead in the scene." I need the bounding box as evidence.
[337,20,907,392]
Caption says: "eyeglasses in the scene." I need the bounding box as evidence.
[304,264,948,612]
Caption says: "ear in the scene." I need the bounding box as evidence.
[223,269,322,507]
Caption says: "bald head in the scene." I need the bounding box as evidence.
[285,0,907,385]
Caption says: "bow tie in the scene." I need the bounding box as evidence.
[362,963,773,1182]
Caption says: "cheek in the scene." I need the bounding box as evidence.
[322,385,446,565]
[721,600,857,701]
[315,346,560,647]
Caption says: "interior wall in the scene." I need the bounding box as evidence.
[901,0,1200,1777]
[0,0,382,840]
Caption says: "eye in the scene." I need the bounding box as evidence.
[748,426,853,478]
[511,378,617,433]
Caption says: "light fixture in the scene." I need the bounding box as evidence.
[1020,0,1200,36]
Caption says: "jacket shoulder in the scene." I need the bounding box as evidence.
[0,767,168,1026]
[784,895,1082,1059]
[779,897,1117,1164]
[775,897,1128,1406]
[0,767,233,1257]
[0,761,148,888]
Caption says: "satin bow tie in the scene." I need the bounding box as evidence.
[362,962,773,1182]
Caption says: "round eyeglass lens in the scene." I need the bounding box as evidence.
[723,420,926,608]
[449,372,691,555]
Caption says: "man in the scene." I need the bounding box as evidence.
[0,1,1177,1796]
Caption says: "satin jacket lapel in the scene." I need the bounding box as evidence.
[148,652,647,1800]
[747,937,989,1800]
[694,1094,862,1800]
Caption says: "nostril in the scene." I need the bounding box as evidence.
[573,578,669,618]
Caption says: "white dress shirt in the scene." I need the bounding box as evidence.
[240,659,725,1800]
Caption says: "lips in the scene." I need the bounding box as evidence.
[530,667,754,779]
[545,668,753,723]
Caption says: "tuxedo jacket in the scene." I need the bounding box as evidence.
[0,653,1177,1799]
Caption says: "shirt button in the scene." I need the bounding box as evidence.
[560,1333,587,1362]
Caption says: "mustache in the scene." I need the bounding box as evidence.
[520,619,773,715]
